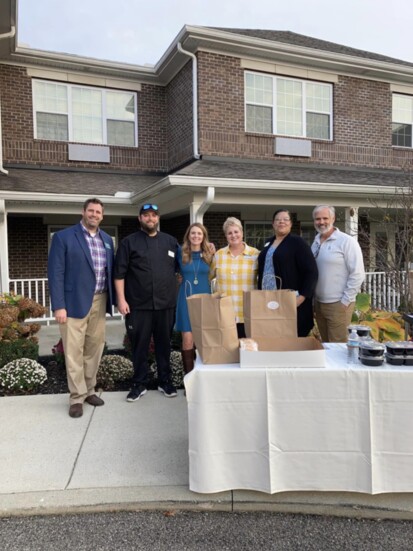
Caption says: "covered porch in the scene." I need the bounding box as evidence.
[0,157,408,321]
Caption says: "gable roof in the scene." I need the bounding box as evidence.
[211,28,413,68]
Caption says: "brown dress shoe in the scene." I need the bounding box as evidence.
[85,394,104,406]
[69,403,83,418]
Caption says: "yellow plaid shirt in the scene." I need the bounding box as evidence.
[210,243,259,323]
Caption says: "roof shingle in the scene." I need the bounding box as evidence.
[211,28,413,68]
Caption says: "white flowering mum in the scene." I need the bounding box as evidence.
[97,354,133,390]
[0,358,47,393]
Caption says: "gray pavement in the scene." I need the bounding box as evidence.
[2,321,413,519]
[3,510,413,551]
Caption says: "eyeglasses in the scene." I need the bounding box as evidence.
[141,204,158,211]
[274,218,291,223]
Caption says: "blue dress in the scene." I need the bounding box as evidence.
[175,247,211,332]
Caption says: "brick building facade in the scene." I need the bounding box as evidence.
[1,4,413,303]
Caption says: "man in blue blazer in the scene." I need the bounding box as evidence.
[48,198,115,418]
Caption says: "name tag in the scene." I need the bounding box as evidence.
[168,250,175,258]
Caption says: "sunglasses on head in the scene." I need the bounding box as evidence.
[141,204,158,211]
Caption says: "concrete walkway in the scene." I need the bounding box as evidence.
[2,322,413,518]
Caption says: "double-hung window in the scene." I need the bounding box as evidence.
[33,80,138,147]
[392,94,413,148]
[245,71,333,140]
[244,221,273,250]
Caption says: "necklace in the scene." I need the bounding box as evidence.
[192,253,202,285]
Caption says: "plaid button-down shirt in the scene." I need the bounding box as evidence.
[210,243,259,323]
[81,224,107,294]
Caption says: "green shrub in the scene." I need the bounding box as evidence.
[0,358,47,394]
[96,354,133,390]
[0,338,39,368]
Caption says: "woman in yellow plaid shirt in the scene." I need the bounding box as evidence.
[210,217,259,338]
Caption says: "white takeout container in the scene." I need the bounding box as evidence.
[239,337,325,368]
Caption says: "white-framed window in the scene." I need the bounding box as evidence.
[244,221,273,250]
[33,80,138,147]
[300,225,317,247]
[392,93,413,148]
[245,221,316,249]
[245,71,333,140]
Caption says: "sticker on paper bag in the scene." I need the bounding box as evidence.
[267,301,279,310]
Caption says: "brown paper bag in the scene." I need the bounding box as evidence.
[187,292,240,364]
[243,289,297,339]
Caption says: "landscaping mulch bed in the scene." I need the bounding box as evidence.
[0,347,184,397]
[36,351,159,395]
[0,351,137,397]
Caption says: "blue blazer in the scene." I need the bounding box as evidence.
[48,223,115,319]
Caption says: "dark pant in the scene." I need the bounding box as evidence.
[237,323,246,339]
[126,308,175,386]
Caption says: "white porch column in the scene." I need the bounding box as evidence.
[189,201,202,224]
[189,187,215,223]
[0,199,9,293]
[345,206,359,240]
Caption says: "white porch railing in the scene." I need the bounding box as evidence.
[361,271,407,313]
[8,278,121,324]
[9,278,53,322]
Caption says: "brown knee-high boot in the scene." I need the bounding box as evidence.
[182,349,194,374]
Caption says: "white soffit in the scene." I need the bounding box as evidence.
[26,68,142,91]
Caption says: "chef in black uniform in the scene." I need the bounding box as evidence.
[114,203,179,402]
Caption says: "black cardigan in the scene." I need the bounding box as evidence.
[257,233,318,337]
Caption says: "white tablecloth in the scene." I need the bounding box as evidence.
[185,344,413,494]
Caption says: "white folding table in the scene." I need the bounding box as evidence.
[185,344,413,494]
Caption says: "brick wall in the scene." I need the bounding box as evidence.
[118,211,243,249]
[204,212,242,249]
[0,65,168,171]
[161,215,190,243]
[4,54,412,174]
[334,77,391,147]
[197,51,413,170]
[8,216,48,278]
[118,218,139,242]
[166,60,194,170]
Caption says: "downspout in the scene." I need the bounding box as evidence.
[191,186,216,224]
[177,42,200,160]
[0,102,8,175]
[0,27,16,40]
[0,27,15,175]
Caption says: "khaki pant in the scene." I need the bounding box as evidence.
[59,293,107,405]
[315,300,355,343]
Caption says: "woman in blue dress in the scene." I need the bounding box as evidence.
[176,223,213,373]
